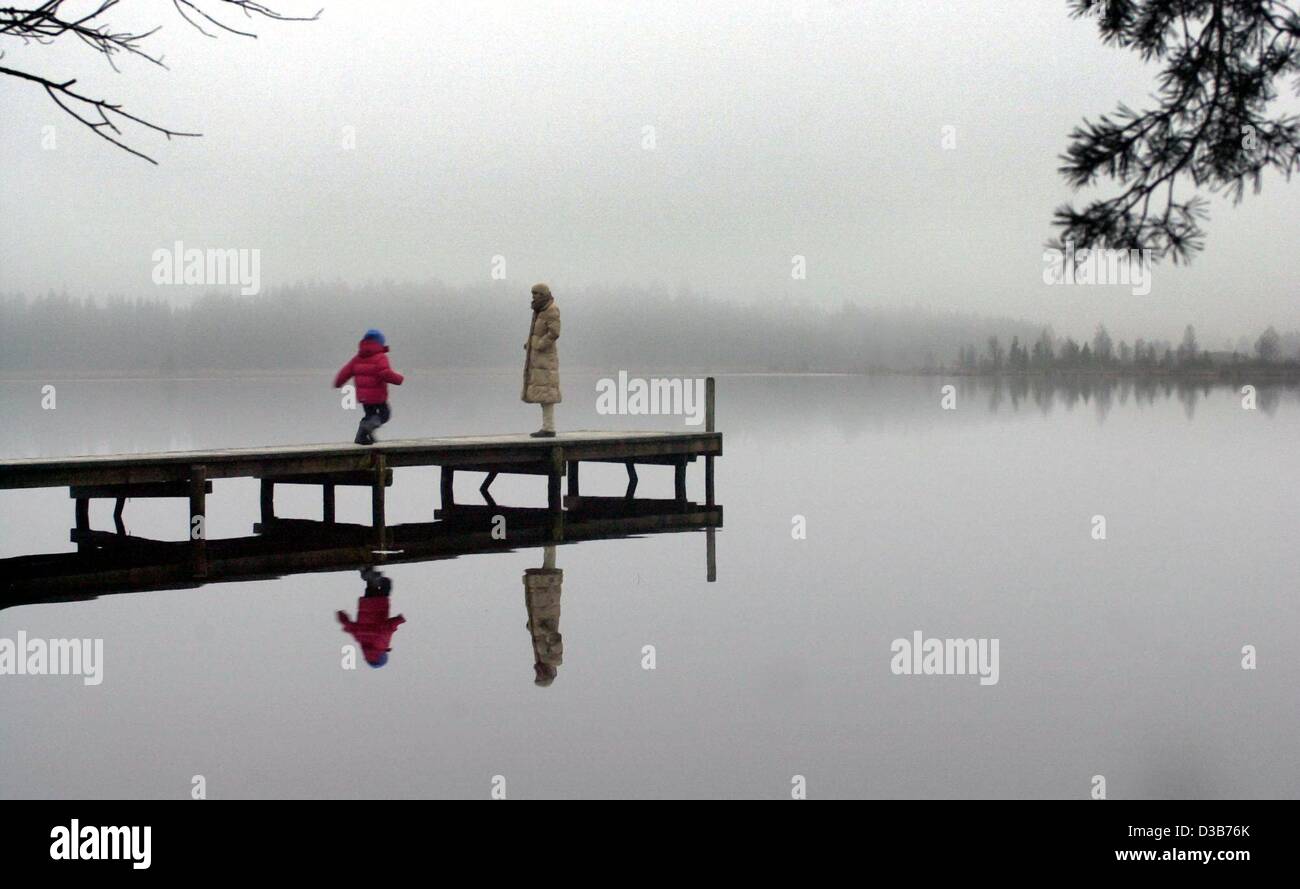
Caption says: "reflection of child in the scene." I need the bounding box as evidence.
[337,568,405,668]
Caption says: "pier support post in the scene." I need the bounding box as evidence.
[548,446,564,541]
[706,526,717,583]
[189,465,207,577]
[440,466,455,511]
[260,479,275,525]
[705,375,716,507]
[567,461,580,498]
[674,457,687,503]
[74,495,90,551]
[372,453,387,552]
[706,377,715,432]
[322,482,336,523]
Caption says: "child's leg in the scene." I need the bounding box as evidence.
[377,402,391,428]
[355,404,380,444]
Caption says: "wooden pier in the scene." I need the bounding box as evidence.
[0,379,721,584]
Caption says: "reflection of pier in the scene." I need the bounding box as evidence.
[0,380,721,587]
[0,497,721,609]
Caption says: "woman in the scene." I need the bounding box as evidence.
[523,545,563,686]
[522,283,561,437]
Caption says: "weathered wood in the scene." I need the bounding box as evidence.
[266,470,392,486]
[371,453,387,551]
[706,526,717,583]
[478,471,498,497]
[440,466,455,509]
[563,495,693,514]
[74,497,90,551]
[70,481,212,499]
[436,504,552,522]
[189,465,207,577]
[4,506,723,603]
[706,376,716,433]
[547,448,563,512]
[0,430,720,490]
[548,446,564,542]
[546,473,561,514]
[674,457,687,502]
[577,455,696,466]
[260,479,275,523]
[4,429,725,561]
[452,462,553,476]
[705,455,715,507]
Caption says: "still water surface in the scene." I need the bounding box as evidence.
[2,372,1297,798]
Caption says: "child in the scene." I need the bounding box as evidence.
[337,567,406,668]
[333,329,404,445]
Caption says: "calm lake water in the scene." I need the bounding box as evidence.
[2,371,1298,799]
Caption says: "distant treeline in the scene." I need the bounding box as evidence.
[950,324,1300,378]
[0,283,1046,375]
[1,285,1295,377]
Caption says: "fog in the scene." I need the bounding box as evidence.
[1,0,1297,346]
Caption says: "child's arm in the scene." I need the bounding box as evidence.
[379,356,404,386]
[332,358,355,388]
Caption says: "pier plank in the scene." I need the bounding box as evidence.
[0,430,721,490]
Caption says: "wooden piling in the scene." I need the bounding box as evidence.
[567,460,580,497]
[372,453,387,551]
[74,495,90,551]
[322,482,336,523]
[189,465,207,577]
[674,457,687,502]
[706,526,717,582]
[548,446,564,541]
[705,376,716,507]
[547,448,564,512]
[259,479,275,524]
[440,466,455,509]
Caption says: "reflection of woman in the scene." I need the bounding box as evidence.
[337,567,405,668]
[522,283,561,437]
[524,546,563,686]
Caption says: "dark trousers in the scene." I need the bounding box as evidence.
[355,402,391,443]
[360,566,391,596]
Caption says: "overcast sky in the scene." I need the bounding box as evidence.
[1,0,1295,344]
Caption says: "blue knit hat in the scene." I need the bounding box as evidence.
[363,329,385,345]
[367,652,389,668]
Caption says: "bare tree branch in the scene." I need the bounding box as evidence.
[0,0,320,163]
